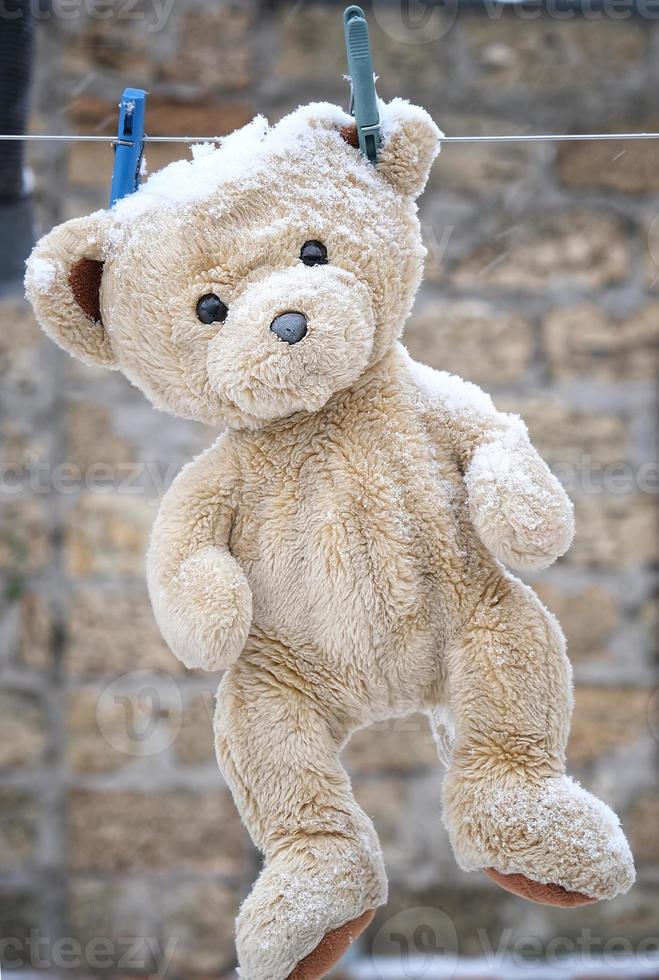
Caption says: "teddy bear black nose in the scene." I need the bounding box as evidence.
[270,311,308,345]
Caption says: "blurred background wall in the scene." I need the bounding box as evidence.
[1,1,658,976]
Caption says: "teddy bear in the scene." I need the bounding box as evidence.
[25,98,635,980]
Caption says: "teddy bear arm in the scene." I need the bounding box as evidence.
[408,350,574,569]
[411,357,574,571]
[146,440,252,671]
[462,421,575,571]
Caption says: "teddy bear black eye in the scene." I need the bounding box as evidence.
[300,240,328,267]
[196,293,228,325]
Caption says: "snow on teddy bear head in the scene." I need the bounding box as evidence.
[26,99,440,428]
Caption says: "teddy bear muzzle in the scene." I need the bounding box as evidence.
[205,264,375,424]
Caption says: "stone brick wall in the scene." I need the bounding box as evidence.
[1,2,659,976]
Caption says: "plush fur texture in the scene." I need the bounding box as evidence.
[25,99,635,980]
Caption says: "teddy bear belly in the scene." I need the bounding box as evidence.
[232,472,483,702]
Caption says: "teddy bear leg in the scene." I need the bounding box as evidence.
[442,571,635,905]
[215,655,387,980]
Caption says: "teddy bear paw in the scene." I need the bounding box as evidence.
[148,547,252,671]
[236,836,386,980]
[444,774,635,904]
[465,441,575,571]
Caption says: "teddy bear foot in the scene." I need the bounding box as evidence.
[444,773,635,904]
[484,868,596,907]
[287,909,375,980]
[236,835,386,980]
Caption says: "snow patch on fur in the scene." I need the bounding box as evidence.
[451,775,635,900]
[402,347,500,419]
[25,255,58,293]
[110,99,435,229]
[111,103,359,225]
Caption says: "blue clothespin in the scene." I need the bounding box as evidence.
[109,87,147,206]
[343,5,380,165]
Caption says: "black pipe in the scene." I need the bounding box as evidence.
[0,0,35,285]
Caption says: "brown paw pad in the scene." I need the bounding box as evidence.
[486,868,598,907]
[287,909,375,980]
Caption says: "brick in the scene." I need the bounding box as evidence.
[0,302,43,388]
[428,114,534,194]
[65,142,111,191]
[0,690,47,770]
[67,675,183,773]
[272,5,354,88]
[557,129,659,194]
[176,691,216,766]
[66,689,131,774]
[19,593,54,670]
[0,498,50,579]
[568,686,651,766]
[361,15,454,101]
[68,875,242,974]
[496,396,628,470]
[368,884,506,961]
[66,586,179,676]
[67,878,160,972]
[544,303,659,381]
[61,19,150,76]
[0,889,40,951]
[273,4,451,100]
[0,788,38,867]
[65,493,155,578]
[66,400,136,472]
[0,417,47,471]
[354,774,451,891]
[69,95,254,138]
[406,300,533,386]
[450,210,629,290]
[533,582,618,662]
[570,495,657,568]
[68,789,247,874]
[160,5,254,92]
[67,99,256,192]
[627,794,659,863]
[463,18,645,90]
[345,714,439,776]
[159,879,238,975]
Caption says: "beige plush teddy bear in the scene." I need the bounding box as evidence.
[26,99,635,980]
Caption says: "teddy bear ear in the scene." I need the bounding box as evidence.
[24,212,116,368]
[375,100,441,199]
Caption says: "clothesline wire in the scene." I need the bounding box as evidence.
[2,132,659,144]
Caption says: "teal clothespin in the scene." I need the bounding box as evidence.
[343,5,380,165]
[109,87,147,206]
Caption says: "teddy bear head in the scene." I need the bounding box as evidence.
[26,99,440,429]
